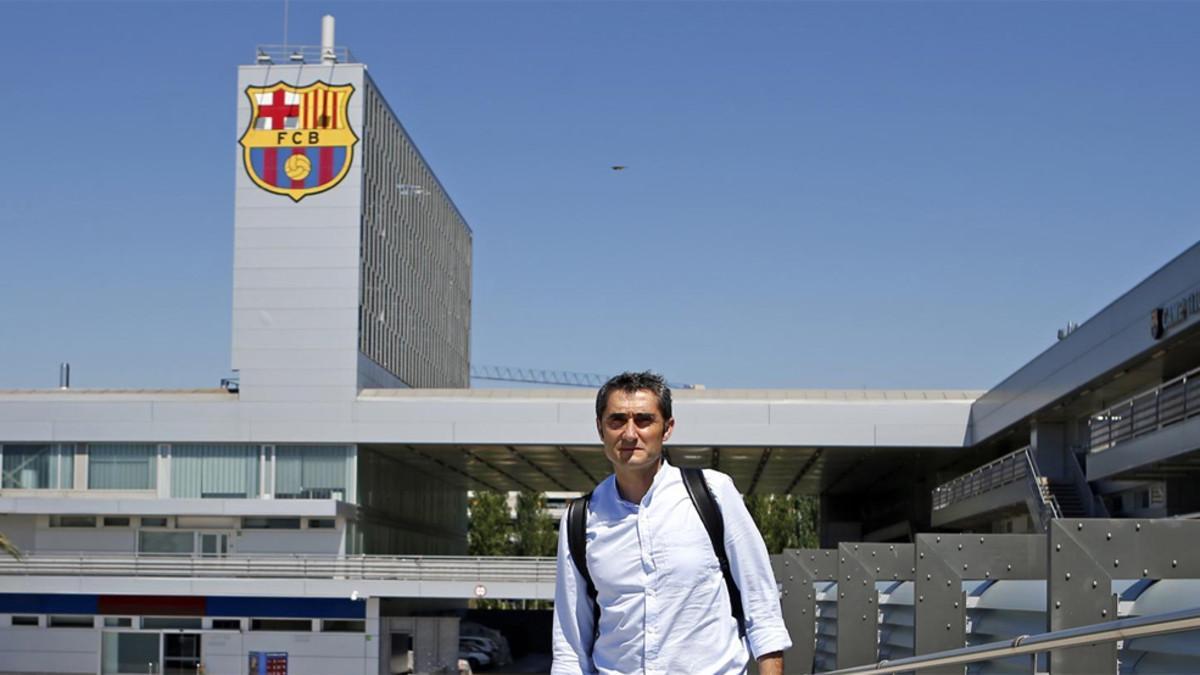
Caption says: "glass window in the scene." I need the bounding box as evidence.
[101,632,159,675]
[89,444,156,490]
[211,618,241,630]
[141,617,201,630]
[171,444,259,498]
[242,517,300,530]
[49,615,93,628]
[140,517,169,528]
[103,517,131,527]
[11,615,38,626]
[2,444,74,489]
[321,619,365,632]
[50,515,97,528]
[275,446,351,499]
[251,618,312,631]
[138,531,194,554]
[308,519,336,529]
[103,617,132,627]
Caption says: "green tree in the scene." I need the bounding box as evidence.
[468,491,513,556]
[0,533,18,559]
[511,491,557,557]
[744,494,819,553]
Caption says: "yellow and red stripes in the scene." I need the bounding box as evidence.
[300,90,344,130]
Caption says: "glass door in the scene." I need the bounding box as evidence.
[162,633,201,675]
[198,532,232,557]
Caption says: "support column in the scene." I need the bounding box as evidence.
[836,543,914,669]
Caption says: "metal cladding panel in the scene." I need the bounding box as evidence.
[0,593,97,614]
[971,242,1200,444]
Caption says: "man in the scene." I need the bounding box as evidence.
[552,371,790,674]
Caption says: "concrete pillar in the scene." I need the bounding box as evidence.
[1030,421,1068,481]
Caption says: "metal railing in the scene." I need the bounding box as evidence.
[824,605,1200,675]
[931,446,1060,520]
[0,553,556,583]
[1089,365,1200,452]
[253,44,356,65]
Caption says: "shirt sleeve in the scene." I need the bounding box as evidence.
[710,471,793,660]
[551,508,597,675]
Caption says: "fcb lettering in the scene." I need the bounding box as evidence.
[240,82,358,202]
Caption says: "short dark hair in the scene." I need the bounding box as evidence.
[595,371,673,421]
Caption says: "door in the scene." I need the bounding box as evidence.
[198,532,231,557]
[162,633,201,675]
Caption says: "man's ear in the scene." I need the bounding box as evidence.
[662,417,675,442]
[596,418,603,439]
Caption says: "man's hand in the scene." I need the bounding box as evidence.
[756,651,784,675]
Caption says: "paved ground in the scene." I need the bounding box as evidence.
[486,652,552,673]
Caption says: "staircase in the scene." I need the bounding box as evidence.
[1046,481,1089,518]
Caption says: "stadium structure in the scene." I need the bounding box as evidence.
[1,16,1199,675]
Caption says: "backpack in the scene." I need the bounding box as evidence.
[565,466,747,645]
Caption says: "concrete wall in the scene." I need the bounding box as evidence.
[232,63,367,410]
[237,529,343,555]
[0,624,93,674]
[971,242,1200,444]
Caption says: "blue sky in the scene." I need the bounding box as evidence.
[1,1,1197,390]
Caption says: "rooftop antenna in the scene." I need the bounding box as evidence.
[321,15,337,64]
[59,362,70,390]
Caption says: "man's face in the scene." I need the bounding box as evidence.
[597,389,675,473]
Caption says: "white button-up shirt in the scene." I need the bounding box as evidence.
[552,462,791,674]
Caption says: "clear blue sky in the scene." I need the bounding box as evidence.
[1,1,1197,390]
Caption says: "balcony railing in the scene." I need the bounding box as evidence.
[932,446,1060,527]
[0,553,556,583]
[1089,365,1200,452]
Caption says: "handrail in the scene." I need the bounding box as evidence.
[931,446,1031,510]
[1089,364,1200,452]
[0,553,557,582]
[931,446,1059,528]
[823,605,1200,675]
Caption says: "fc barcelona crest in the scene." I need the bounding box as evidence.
[240,81,358,202]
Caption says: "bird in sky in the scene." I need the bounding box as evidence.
[611,165,626,171]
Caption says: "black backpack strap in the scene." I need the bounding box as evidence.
[566,493,600,645]
[680,467,747,638]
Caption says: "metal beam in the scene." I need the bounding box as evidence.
[786,448,823,494]
[405,446,504,492]
[775,548,838,674]
[837,543,915,669]
[461,448,538,492]
[748,448,773,495]
[1048,518,1200,673]
[506,446,570,491]
[914,533,1045,675]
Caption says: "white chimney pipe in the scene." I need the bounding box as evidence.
[59,362,70,389]
[321,15,336,64]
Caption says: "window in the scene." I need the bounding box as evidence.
[138,531,194,554]
[251,618,312,631]
[50,515,97,528]
[211,619,241,630]
[141,617,201,630]
[321,619,365,632]
[88,444,156,490]
[103,517,131,527]
[140,517,169,528]
[103,617,132,627]
[275,446,351,499]
[242,517,300,530]
[11,615,38,626]
[101,632,159,675]
[2,444,73,489]
[49,615,93,628]
[308,519,336,529]
[171,444,259,498]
